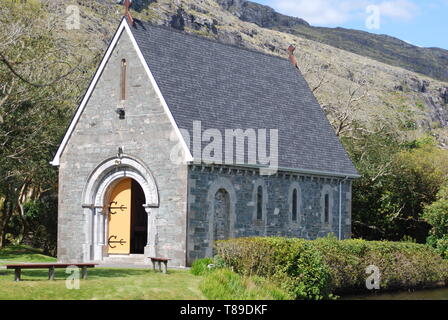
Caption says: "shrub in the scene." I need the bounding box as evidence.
[423,183,448,258]
[200,268,291,300]
[215,237,332,299]
[216,237,448,298]
[190,257,214,276]
[311,236,448,292]
[427,235,448,259]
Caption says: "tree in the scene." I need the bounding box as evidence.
[423,184,448,258]
[0,0,94,250]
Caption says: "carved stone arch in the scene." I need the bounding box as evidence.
[206,177,237,257]
[81,155,159,262]
[83,155,159,208]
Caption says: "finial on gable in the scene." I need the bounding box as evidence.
[288,45,299,70]
[123,0,134,25]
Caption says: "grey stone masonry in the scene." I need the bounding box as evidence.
[187,164,352,265]
[57,29,188,267]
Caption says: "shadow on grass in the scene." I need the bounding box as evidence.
[0,245,56,261]
[1,268,158,281]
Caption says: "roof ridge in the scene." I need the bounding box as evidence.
[130,18,292,64]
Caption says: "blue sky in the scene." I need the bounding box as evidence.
[254,0,448,50]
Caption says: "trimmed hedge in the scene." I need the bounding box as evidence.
[215,237,332,299]
[215,237,448,298]
[311,237,448,293]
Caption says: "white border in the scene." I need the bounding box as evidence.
[51,19,193,166]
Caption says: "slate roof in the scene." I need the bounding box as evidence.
[130,20,359,177]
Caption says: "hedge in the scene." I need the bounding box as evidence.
[215,237,332,299]
[215,237,448,299]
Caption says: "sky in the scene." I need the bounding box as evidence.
[253,0,448,50]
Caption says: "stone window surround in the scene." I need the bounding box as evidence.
[120,58,127,101]
[288,182,302,225]
[252,179,268,228]
[206,177,237,257]
[320,184,334,229]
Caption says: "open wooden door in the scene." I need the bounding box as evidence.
[107,178,132,254]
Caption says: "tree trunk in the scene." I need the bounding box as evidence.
[0,203,12,249]
[0,201,13,248]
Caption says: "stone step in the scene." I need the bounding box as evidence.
[100,254,149,265]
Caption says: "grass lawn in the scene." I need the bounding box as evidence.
[0,245,205,300]
[0,245,57,264]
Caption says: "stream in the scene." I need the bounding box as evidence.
[342,287,448,300]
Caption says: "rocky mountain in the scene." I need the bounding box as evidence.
[215,0,448,83]
[51,0,448,146]
[215,0,309,28]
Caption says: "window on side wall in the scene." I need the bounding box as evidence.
[256,185,263,220]
[324,193,330,224]
[292,188,298,222]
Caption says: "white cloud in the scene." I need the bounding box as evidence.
[377,0,418,20]
[266,0,418,26]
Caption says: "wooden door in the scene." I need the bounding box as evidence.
[108,178,132,254]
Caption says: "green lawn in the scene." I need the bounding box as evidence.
[0,245,205,300]
[0,245,57,264]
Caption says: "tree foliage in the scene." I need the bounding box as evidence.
[423,184,448,258]
[345,129,448,242]
[0,0,94,253]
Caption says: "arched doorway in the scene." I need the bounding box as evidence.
[82,155,159,262]
[107,178,148,255]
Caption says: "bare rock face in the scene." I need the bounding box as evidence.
[114,0,156,12]
[440,87,448,105]
[169,8,218,34]
[215,0,309,28]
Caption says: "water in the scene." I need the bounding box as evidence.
[342,287,448,300]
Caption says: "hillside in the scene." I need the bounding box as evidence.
[55,0,448,148]
[216,0,448,83]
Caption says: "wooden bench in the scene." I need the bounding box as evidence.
[5,263,98,282]
[148,257,171,274]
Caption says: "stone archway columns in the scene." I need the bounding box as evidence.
[82,155,159,262]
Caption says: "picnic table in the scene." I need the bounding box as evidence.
[5,263,98,281]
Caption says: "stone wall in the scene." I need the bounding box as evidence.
[57,29,188,266]
[187,164,352,265]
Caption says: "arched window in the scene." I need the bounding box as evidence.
[256,185,263,220]
[289,183,301,223]
[213,188,230,241]
[206,177,237,257]
[324,193,329,224]
[120,59,127,101]
[292,188,298,222]
[252,180,267,226]
[321,185,333,227]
